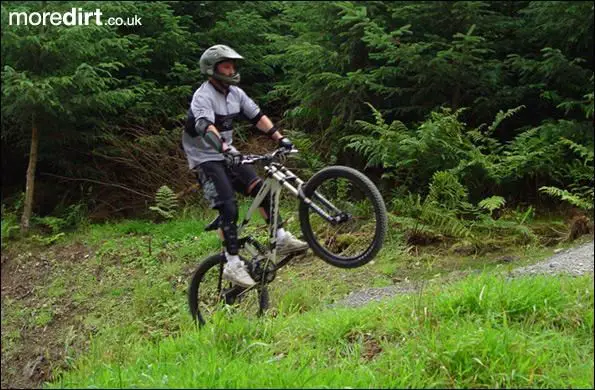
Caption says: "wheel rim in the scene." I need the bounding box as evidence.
[193,261,267,324]
[304,174,381,262]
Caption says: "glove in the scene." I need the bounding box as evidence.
[278,137,294,151]
[223,148,242,168]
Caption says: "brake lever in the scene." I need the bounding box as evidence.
[241,148,298,165]
[274,147,298,156]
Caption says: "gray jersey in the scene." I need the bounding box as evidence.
[182,81,261,169]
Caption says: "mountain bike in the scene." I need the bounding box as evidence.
[187,147,388,326]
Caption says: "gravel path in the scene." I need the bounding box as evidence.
[508,241,594,278]
[334,241,594,308]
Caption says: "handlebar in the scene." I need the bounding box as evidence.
[240,147,299,165]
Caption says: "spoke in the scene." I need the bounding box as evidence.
[307,176,378,260]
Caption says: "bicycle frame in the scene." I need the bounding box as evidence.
[216,150,359,302]
[236,159,346,269]
[237,162,300,266]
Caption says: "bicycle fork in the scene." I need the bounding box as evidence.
[264,165,349,225]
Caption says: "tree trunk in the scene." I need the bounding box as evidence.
[20,116,39,235]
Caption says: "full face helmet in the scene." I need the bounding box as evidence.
[199,44,244,85]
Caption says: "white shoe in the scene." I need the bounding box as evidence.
[223,260,256,288]
[277,232,309,255]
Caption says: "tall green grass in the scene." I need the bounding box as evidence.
[47,273,594,389]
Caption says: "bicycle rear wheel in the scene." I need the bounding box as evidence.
[187,253,269,326]
[299,166,387,268]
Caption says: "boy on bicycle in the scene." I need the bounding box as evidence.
[182,44,309,288]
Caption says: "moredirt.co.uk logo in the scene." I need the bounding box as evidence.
[8,7,142,27]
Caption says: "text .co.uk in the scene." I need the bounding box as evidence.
[8,8,142,27]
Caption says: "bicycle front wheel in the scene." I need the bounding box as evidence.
[299,166,387,268]
[187,253,269,326]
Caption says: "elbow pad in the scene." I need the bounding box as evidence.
[249,111,264,126]
[204,130,224,152]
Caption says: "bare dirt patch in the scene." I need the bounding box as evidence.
[1,241,96,389]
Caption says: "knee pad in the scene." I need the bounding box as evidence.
[220,199,238,225]
[219,199,239,255]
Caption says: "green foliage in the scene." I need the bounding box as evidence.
[32,216,67,234]
[345,104,500,195]
[149,185,179,220]
[478,196,506,214]
[1,205,20,244]
[48,273,594,388]
[390,173,473,242]
[558,137,594,164]
[342,102,410,175]
[538,137,594,213]
[1,0,593,221]
[390,169,537,248]
[283,129,329,178]
[1,194,25,244]
[539,187,593,212]
[346,98,593,215]
[32,232,66,246]
[519,1,594,58]
[426,171,471,211]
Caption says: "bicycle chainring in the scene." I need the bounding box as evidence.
[247,256,277,284]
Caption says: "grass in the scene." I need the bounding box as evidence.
[46,273,594,388]
[1,202,592,388]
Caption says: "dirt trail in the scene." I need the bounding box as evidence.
[335,241,594,308]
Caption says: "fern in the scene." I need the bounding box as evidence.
[342,102,409,170]
[149,185,178,220]
[421,206,473,239]
[472,216,538,245]
[536,135,594,213]
[32,215,67,234]
[558,137,593,164]
[487,105,526,135]
[32,232,66,246]
[539,186,593,211]
[426,171,469,211]
[1,205,20,243]
[478,196,506,214]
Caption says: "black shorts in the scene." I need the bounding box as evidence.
[194,160,261,209]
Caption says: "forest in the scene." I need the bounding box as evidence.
[1,2,594,388]
[2,1,593,236]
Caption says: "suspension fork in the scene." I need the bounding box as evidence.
[266,165,347,225]
[277,166,343,216]
[268,177,282,259]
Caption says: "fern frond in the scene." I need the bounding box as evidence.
[558,137,594,163]
[421,205,472,238]
[474,217,537,244]
[426,171,469,210]
[478,196,506,214]
[487,105,525,135]
[540,186,593,211]
[151,185,178,219]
